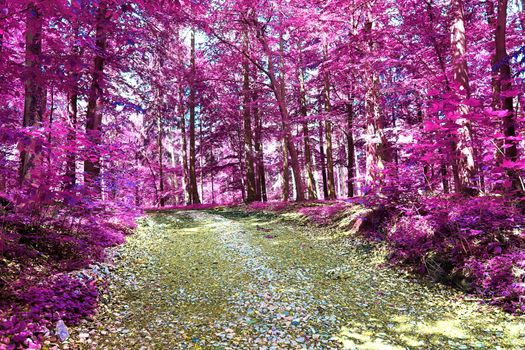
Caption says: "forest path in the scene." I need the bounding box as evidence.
[72,210,524,349]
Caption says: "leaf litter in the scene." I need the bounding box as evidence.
[66,210,525,349]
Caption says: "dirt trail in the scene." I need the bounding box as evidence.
[70,211,525,349]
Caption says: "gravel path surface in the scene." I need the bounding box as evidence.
[67,210,525,349]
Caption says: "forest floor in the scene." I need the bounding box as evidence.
[66,210,525,350]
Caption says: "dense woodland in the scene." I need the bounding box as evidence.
[1,0,524,207]
[1,0,525,348]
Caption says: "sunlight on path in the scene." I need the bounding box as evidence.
[70,211,525,349]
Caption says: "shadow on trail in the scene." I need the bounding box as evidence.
[69,210,524,349]
[211,209,525,349]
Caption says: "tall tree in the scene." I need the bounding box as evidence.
[179,84,191,204]
[323,45,337,199]
[495,0,522,192]
[319,120,329,199]
[85,0,108,194]
[346,100,355,197]
[251,13,305,201]
[64,16,82,191]
[298,66,317,200]
[252,88,267,201]
[188,30,201,204]
[363,15,391,190]
[19,2,44,183]
[451,0,477,193]
[242,30,257,203]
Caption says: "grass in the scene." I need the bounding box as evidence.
[67,210,525,349]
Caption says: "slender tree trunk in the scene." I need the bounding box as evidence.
[210,147,215,204]
[255,25,304,201]
[298,68,317,200]
[495,0,522,192]
[325,120,336,198]
[179,85,190,204]
[168,134,180,204]
[134,153,142,206]
[425,1,459,195]
[253,90,267,202]
[46,86,54,170]
[65,60,79,190]
[364,72,390,189]
[451,0,478,194]
[363,18,391,191]
[85,0,107,195]
[319,121,329,199]
[323,47,336,199]
[199,120,204,203]
[346,101,355,197]
[441,164,450,194]
[188,30,200,204]
[238,127,246,202]
[19,2,44,184]
[417,107,432,191]
[157,115,165,207]
[485,1,500,109]
[281,138,290,201]
[242,32,257,203]
[303,122,317,200]
[484,0,502,192]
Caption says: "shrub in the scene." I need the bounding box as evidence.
[385,196,525,312]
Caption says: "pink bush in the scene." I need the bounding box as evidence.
[382,197,525,313]
[0,200,134,349]
[0,274,99,350]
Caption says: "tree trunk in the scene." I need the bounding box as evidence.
[179,85,191,205]
[346,102,355,197]
[281,137,290,201]
[242,33,257,203]
[484,0,500,109]
[319,121,329,199]
[168,134,180,204]
[298,68,317,200]
[188,30,200,204]
[363,19,391,191]
[84,0,107,194]
[66,27,82,190]
[65,81,78,190]
[441,164,450,194]
[19,2,44,184]
[323,47,336,199]
[199,119,204,202]
[210,147,215,204]
[425,1,459,195]
[364,72,390,189]
[255,25,304,201]
[157,115,165,207]
[495,0,521,192]
[325,121,336,199]
[451,0,478,194]
[253,90,267,202]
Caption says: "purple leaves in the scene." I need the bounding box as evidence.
[0,211,133,349]
[0,274,99,349]
[383,197,525,313]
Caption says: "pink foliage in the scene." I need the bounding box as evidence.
[0,0,525,346]
[383,197,525,313]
